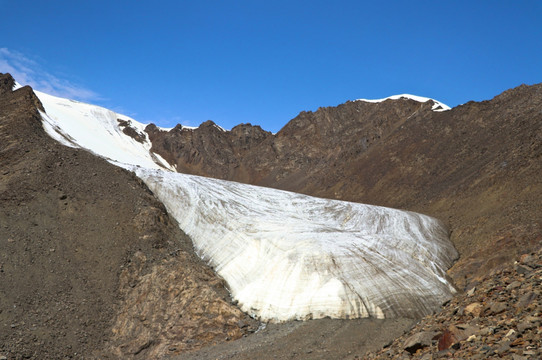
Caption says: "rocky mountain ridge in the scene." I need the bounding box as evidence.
[145,121,273,180]
[146,97,434,187]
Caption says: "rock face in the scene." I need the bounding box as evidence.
[0,73,258,359]
[145,85,542,288]
[145,121,273,181]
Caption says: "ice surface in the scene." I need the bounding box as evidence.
[131,168,457,321]
[36,89,458,321]
[356,94,451,112]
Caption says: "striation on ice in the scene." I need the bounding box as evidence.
[131,168,457,321]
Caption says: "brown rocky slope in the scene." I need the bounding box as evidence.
[0,73,258,359]
[147,85,542,289]
[365,249,542,359]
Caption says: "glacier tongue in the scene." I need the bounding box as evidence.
[35,89,458,322]
[130,167,457,321]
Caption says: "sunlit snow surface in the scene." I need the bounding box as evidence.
[357,94,451,112]
[35,90,458,321]
[36,91,174,171]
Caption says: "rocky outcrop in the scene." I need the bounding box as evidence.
[145,121,272,181]
[117,119,146,143]
[0,73,15,95]
[365,248,542,359]
[107,250,258,358]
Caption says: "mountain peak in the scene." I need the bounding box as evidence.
[0,73,15,94]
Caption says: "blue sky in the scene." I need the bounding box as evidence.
[1,1,541,132]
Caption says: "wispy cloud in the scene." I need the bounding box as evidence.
[0,48,100,101]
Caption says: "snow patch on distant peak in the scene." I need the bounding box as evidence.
[356,94,450,112]
[13,81,23,91]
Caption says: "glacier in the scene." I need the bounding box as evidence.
[35,89,458,321]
